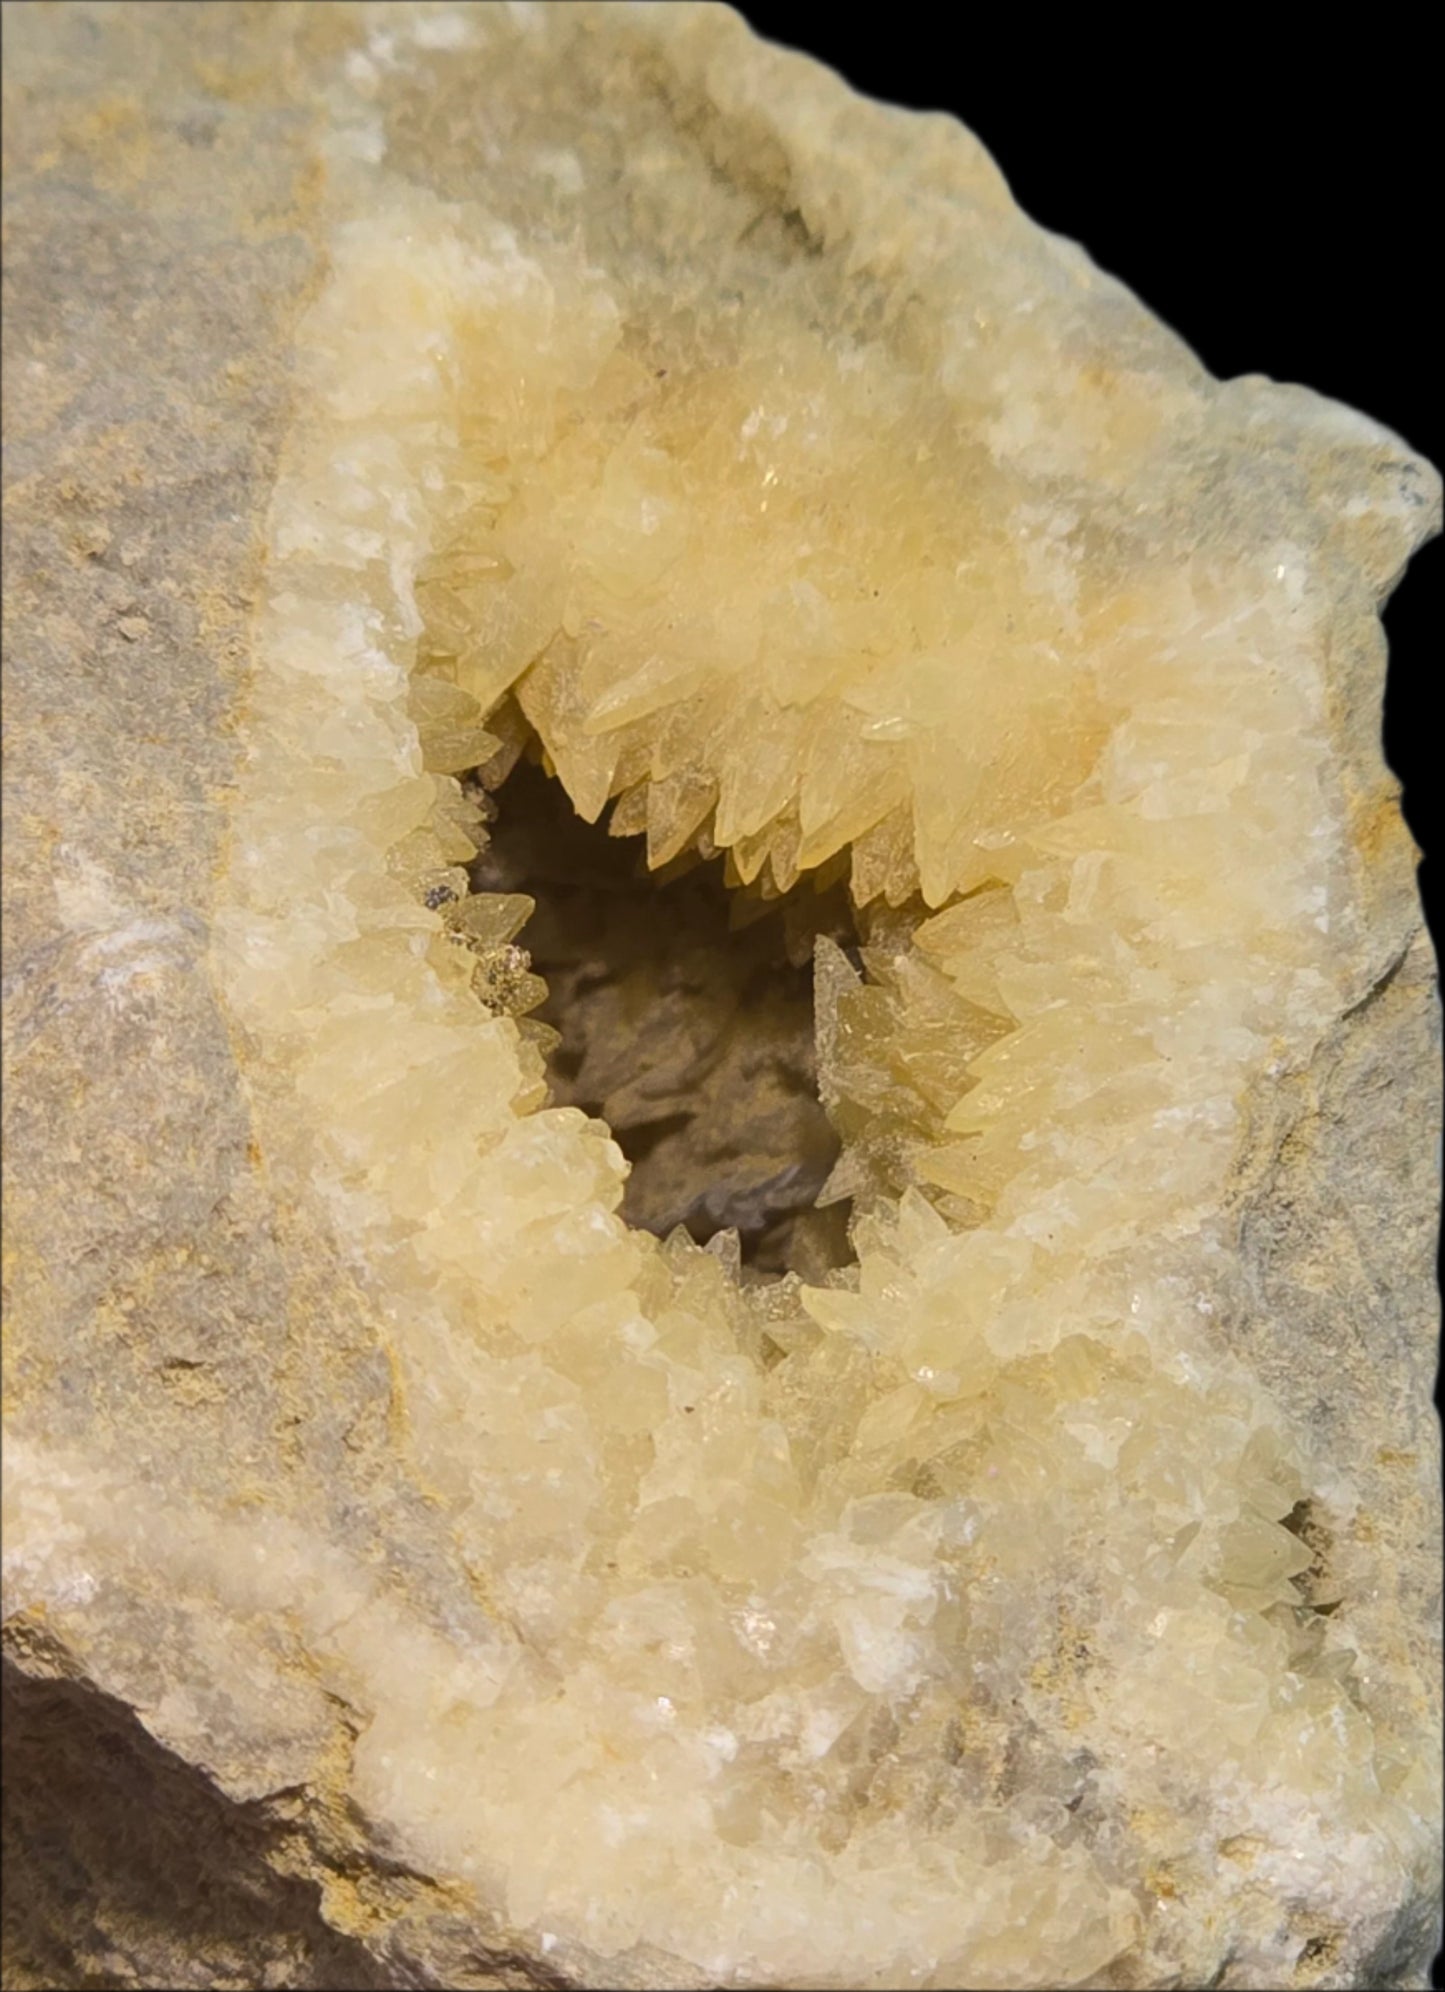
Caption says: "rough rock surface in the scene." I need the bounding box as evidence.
[2,6,1439,1990]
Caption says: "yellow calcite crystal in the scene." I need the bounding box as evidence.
[5,5,1434,1990]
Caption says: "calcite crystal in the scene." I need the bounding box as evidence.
[3,6,1439,1989]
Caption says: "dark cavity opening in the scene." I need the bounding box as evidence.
[468,744,858,1281]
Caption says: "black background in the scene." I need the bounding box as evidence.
[735,12,1442,1985]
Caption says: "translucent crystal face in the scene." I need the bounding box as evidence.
[210,9,1438,1987]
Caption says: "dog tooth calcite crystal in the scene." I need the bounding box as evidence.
[3,5,1439,1989]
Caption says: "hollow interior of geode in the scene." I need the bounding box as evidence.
[464,724,859,1279]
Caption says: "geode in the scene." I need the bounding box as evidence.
[2,6,1439,1990]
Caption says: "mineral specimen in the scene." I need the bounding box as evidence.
[3,5,1439,1990]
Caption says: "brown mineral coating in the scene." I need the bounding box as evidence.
[1,5,1440,1990]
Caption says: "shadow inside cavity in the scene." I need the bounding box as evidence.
[468,750,857,1281]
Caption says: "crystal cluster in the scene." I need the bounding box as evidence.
[209,6,1439,1986]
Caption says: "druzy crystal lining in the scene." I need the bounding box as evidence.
[213,21,1432,1981]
